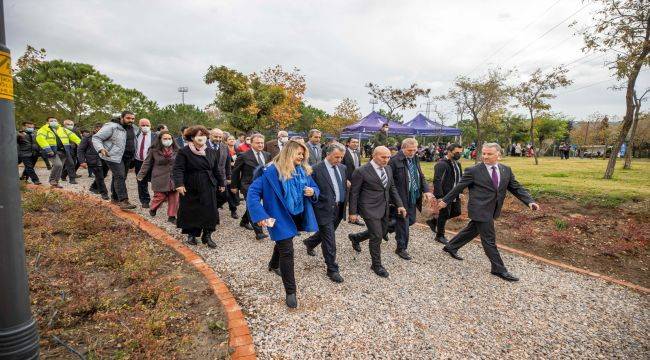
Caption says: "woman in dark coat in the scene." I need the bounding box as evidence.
[137,131,179,223]
[172,126,224,248]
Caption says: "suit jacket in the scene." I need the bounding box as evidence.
[311,161,347,226]
[174,135,186,148]
[388,151,430,209]
[433,158,463,199]
[208,140,230,183]
[264,139,282,159]
[342,147,360,182]
[307,142,322,166]
[349,162,404,220]
[231,149,271,195]
[442,163,534,222]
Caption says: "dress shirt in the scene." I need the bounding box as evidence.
[324,158,343,202]
[484,162,500,187]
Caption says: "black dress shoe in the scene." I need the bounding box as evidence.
[348,234,362,252]
[206,238,217,248]
[302,239,316,256]
[69,178,77,184]
[186,235,198,245]
[230,211,239,219]
[201,233,212,245]
[100,194,109,200]
[434,236,449,245]
[372,266,389,278]
[168,216,176,224]
[285,293,297,308]
[256,233,269,240]
[396,249,412,260]
[443,247,463,260]
[141,203,150,209]
[426,218,437,233]
[327,272,344,283]
[491,271,519,282]
[268,266,281,277]
[240,222,254,231]
[149,209,157,217]
[349,219,365,226]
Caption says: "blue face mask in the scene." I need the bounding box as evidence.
[25,127,34,133]
[49,121,59,128]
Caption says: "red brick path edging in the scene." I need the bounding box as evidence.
[27,185,257,359]
[414,223,649,294]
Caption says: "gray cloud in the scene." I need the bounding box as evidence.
[7,0,648,124]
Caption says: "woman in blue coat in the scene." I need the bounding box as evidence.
[247,140,319,309]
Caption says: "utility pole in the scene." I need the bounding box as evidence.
[0,0,40,358]
[369,99,378,112]
[178,86,188,105]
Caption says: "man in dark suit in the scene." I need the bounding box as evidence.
[306,129,323,166]
[303,143,347,283]
[388,138,433,260]
[348,146,406,278]
[231,133,271,240]
[133,118,155,208]
[439,143,540,282]
[264,130,288,159]
[343,137,364,226]
[175,126,188,147]
[428,143,464,244]
[209,128,238,219]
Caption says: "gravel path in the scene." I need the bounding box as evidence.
[39,168,649,359]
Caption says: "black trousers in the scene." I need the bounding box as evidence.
[269,237,296,294]
[241,208,264,234]
[108,157,132,202]
[88,164,108,195]
[394,202,417,251]
[183,228,213,237]
[357,217,389,268]
[445,219,507,274]
[133,159,151,205]
[217,184,239,212]
[19,155,40,183]
[304,204,345,273]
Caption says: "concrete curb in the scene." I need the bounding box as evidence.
[26,185,257,359]
[414,222,649,294]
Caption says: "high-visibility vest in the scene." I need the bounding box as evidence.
[35,124,81,154]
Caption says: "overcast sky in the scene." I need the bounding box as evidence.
[6,0,649,123]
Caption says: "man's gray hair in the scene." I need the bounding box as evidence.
[250,133,265,142]
[327,142,346,154]
[482,142,502,153]
[401,137,418,147]
[277,130,288,137]
[308,129,321,137]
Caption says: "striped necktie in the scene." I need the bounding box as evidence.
[379,167,388,188]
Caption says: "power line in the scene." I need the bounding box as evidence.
[467,0,563,75]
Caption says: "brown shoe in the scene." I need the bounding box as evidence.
[118,200,137,210]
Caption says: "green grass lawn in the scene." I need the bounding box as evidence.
[417,157,650,207]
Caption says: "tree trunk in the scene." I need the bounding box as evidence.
[604,30,649,178]
[623,93,641,169]
[474,115,482,164]
[529,110,539,165]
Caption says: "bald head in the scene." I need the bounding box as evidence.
[372,146,391,167]
[210,128,224,143]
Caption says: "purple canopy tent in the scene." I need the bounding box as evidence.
[341,111,415,139]
[403,113,462,136]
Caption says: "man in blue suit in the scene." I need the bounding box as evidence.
[302,142,347,283]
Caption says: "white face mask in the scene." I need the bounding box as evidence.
[49,121,59,128]
[280,136,289,144]
[194,136,207,146]
[161,139,173,147]
[64,124,74,130]
[140,126,150,133]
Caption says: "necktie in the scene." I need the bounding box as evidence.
[379,167,388,188]
[139,135,146,159]
[215,143,219,151]
[353,150,359,167]
[491,166,499,190]
[453,162,461,185]
[333,165,345,202]
[256,151,264,166]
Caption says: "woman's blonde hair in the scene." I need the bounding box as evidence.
[273,140,312,180]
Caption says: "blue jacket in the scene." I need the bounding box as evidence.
[246,164,320,241]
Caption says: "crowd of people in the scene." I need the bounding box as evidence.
[17,111,540,309]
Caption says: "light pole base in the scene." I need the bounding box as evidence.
[0,318,39,359]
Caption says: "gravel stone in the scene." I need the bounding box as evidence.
[40,168,650,359]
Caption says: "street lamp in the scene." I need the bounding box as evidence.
[178,86,188,105]
[0,0,40,358]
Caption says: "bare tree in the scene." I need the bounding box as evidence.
[514,67,572,165]
[624,87,650,168]
[572,0,650,179]
[446,69,511,162]
[366,83,430,122]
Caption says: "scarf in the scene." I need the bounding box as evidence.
[282,166,308,215]
[162,146,174,159]
[188,142,206,156]
[407,158,420,205]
